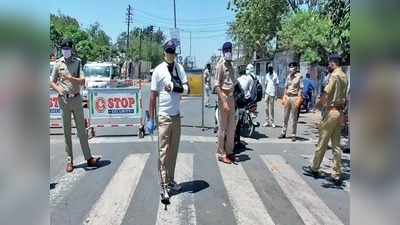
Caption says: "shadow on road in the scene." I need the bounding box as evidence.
[303,157,351,190]
[244,130,268,140]
[170,180,210,197]
[74,159,112,171]
[235,154,251,163]
[50,182,57,190]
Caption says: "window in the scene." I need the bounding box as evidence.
[83,66,111,78]
[112,66,120,79]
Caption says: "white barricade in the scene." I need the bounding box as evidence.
[87,87,144,137]
[49,90,85,133]
[49,90,63,128]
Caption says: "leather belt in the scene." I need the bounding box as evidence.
[328,105,344,111]
[221,89,234,97]
[64,93,80,99]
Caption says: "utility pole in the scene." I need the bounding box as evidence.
[173,0,177,28]
[139,28,142,79]
[189,31,192,58]
[126,5,133,55]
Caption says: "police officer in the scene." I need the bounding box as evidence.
[50,38,100,173]
[303,54,349,185]
[279,62,303,142]
[215,42,237,164]
[147,40,190,194]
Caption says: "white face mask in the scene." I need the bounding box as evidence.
[62,49,72,59]
[223,52,232,61]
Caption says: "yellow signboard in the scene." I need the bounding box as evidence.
[187,72,203,97]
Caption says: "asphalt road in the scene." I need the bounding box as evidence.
[50,91,350,225]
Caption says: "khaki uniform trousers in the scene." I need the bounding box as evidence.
[282,96,299,136]
[59,95,92,163]
[265,94,275,124]
[311,109,343,179]
[217,96,235,156]
[158,114,181,186]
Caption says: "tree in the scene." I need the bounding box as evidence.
[286,0,322,12]
[115,25,166,67]
[321,0,350,64]
[278,11,332,64]
[50,13,81,52]
[50,13,113,63]
[228,0,288,61]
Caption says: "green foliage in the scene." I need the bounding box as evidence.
[278,11,332,64]
[228,0,350,65]
[50,12,113,64]
[114,26,165,67]
[321,0,350,64]
[228,0,288,60]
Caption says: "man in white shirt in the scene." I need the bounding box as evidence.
[147,40,190,196]
[263,65,279,127]
[203,63,212,107]
[237,64,254,100]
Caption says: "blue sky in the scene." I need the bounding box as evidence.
[50,0,235,67]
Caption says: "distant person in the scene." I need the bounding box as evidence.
[279,62,303,142]
[203,63,212,107]
[234,63,255,147]
[263,65,279,128]
[302,73,315,113]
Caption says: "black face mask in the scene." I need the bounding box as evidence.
[327,66,334,73]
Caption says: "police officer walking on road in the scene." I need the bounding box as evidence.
[303,55,349,185]
[215,42,237,164]
[50,38,100,173]
[147,40,190,197]
[279,62,304,142]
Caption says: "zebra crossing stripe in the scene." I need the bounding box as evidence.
[83,153,150,225]
[218,161,275,225]
[156,153,196,225]
[50,156,87,207]
[261,155,344,225]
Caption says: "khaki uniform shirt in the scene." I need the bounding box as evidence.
[214,58,236,93]
[51,56,84,95]
[324,67,348,107]
[285,72,303,96]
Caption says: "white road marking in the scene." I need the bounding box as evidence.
[83,153,149,225]
[50,135,316,144]
[156,153,196,225]
[261,155,344,225]
[218,161,275,225]
[50,156,87,207]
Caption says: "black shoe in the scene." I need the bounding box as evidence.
[302,166,320,178]
[327,176,343,186]
[278,133,286,139]
[291,136,296,142]
[160,186,170,206]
